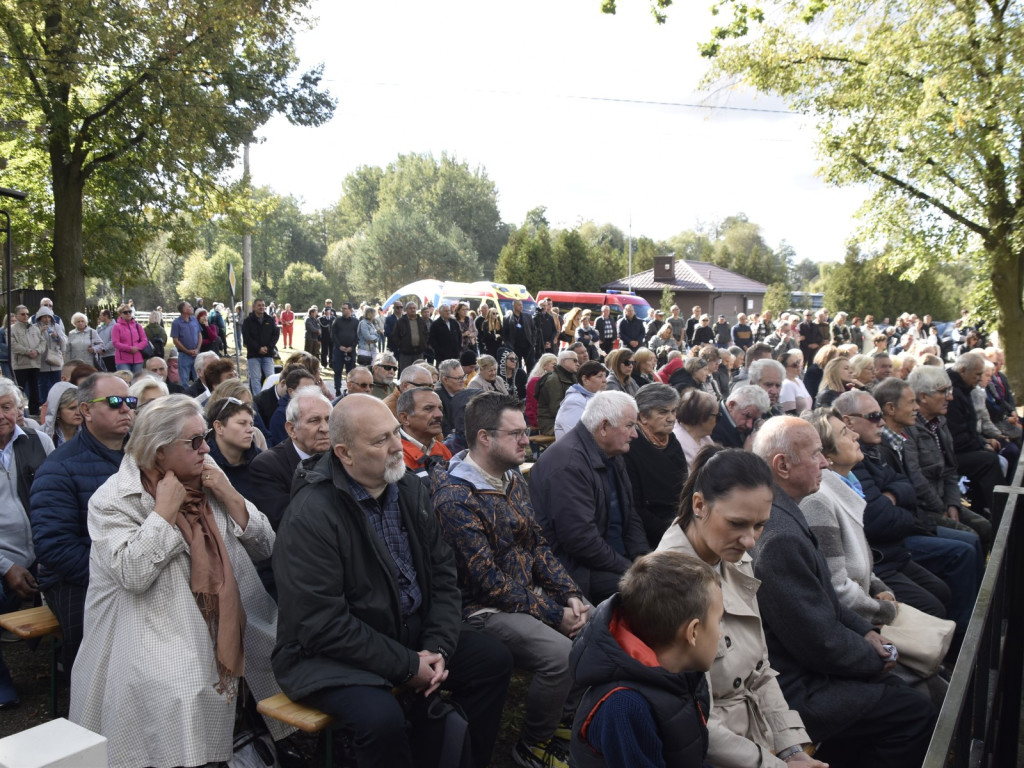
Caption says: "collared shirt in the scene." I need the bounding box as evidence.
[0,424,25,471]
[171,315,201,353]
[345,470,423,617]
[918,413,945,457]
[881,425,905,456]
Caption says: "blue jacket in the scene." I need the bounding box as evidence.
[30,427,124,589]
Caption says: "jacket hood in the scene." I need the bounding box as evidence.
[439,449,511,493]
[564,383,595,402]
[35,306,55,319]
[570,595,706,698]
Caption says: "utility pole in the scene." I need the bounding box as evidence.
[242,142,253,308]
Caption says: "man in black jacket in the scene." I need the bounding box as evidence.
[502,300,536,370]
[751,417,934,768]
[330,303,359,396]
[428,304,462,364]
[242,299,280,395]
[392,301,429,373]
[947,353,1005,514]
[273,395,512,768]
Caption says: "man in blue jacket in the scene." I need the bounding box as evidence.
[30,373,134,680]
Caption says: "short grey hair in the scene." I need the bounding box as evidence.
[907,365,951,397]
[752,415,809,464]
[580,390,638,433]
[77,373,124,405]
[438,358,462,378]
[833,389,875,416]
[635,383,680,418]
[128,376,168,400]
[399,364,431,385]
[286,385,332,424]
[0,378,21,403]
[872,377,911,410]
[748,359,785,385]
[953,352,984,374]
[397,386,437,416]
[404,300,419,310]
[126,394,204,470]
[557,350,577,365]
[194,351,219,376]
[726,384,770,413]
[71,312,88,326]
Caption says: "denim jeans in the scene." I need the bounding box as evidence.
[247,355,275,396]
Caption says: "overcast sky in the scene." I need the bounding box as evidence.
[247,0,868,264]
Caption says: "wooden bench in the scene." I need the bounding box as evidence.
[0,605,63,717]
[257,693,337,767]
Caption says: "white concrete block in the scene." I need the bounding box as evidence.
[0,718,107,768]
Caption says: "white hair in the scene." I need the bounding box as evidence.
[126,395,203,469]
[580,390,637,432]
[752,415,808,464]
[747,359,785,385]
[286,385,332,424]
[907,365,951,396]
[727,384,770,413]
[194,351,219,375]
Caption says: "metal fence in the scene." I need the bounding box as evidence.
[922,457,1024,767]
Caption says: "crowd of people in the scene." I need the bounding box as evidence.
[0,293,1016,768]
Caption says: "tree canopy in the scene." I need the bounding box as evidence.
[696,0,1024,388]
[0,0,333,314]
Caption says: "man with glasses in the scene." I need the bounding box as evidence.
[711,385,771,449]
[383,364,433,418]
[433,392,586,768]
[530,391,649,604]
[370,352,399,400]
[536,350,579,436]
[30,374,134,684]
[343,366,374,398]
[435,359,466,437]
[273,394,513,768]
[835,390,981,650]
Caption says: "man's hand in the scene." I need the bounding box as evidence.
[784,749,829,767]
[987,438,1001,452]
[945,505,960,522]
[864,631,897,672]
[3,564,38,599]
[874,591,896,602]
[409,651,448,697]
[258,346,268,355]
[558,597,590,638]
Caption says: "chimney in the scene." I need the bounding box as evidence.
[654,255,675,281]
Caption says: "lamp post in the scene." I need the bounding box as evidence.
[0,187,28,375]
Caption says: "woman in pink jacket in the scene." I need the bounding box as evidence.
[112,304,149,373]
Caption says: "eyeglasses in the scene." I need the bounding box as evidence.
[379,365,398,372]
[488,428,530,441]
[177,432,210,451]
[932,386,952,396]
[120,310,132,315]
[86,395,138,410]
[621,360,635,367]
[212,396,244,423]
[847,411,884,423]
[444,374,467,382]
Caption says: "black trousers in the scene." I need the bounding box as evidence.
[304,627,513,768]
[14,367,39,414]
[814,676,936,768]
[957,448,1004,515]
[880,559,951,620]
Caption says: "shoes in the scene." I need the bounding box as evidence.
[512,738,569,768]
[552,720,573,743]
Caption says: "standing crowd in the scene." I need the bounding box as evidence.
[0,293,1016,768]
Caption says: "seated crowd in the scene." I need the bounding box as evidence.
[0,296,1016,768]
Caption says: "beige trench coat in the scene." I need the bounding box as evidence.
[658,524,810,768]
[70,454,291,768]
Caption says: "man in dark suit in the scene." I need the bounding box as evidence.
[250,387,332,597]
[710,385,769,448]
[428,304,461,365]
[751,417,935,768]
[947,353,1004,514]
[502,300,536,371]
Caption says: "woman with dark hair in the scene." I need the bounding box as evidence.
[456,302,477,353]
[196,308,221,355]
[658,446,822,768]
[206,397,262,502]
[624,383,687,547]
[603,348,640,397]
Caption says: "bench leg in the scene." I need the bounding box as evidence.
[49,636,60,718]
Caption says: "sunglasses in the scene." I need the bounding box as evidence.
[212,396,245,423]
[120,310,133,315]
[86,395,138,410]
[379,365,398,372]
[621,360,635,367]
[178,432,211,451]
[847,411,884,423]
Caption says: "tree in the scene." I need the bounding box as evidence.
[659,286,675,313]
[762,282,792,315]
[823,246,960,321]
[711,217,790,287]
[177,245,249,307]
[0,0,334,314]
[697,0,1024,390]
[350,206,481,300]
[277,263,330,314]
[495,225,555,294]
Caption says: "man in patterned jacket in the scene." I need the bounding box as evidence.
[432,392,588,768]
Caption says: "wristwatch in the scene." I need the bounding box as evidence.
[776,745,803,761]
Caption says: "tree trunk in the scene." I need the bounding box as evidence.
[50,155,86,317]
[990,244,1024,400]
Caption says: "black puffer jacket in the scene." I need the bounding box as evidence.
[272,451,461,701]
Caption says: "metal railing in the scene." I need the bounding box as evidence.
[922,457,1024,767]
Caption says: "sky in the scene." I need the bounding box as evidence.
[247,0,868,266]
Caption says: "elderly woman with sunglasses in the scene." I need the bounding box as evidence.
[70,394,290,768]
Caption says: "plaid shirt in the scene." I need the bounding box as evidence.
[881,424,905,457]
[917,413,945,458]
[347,472,423,617]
